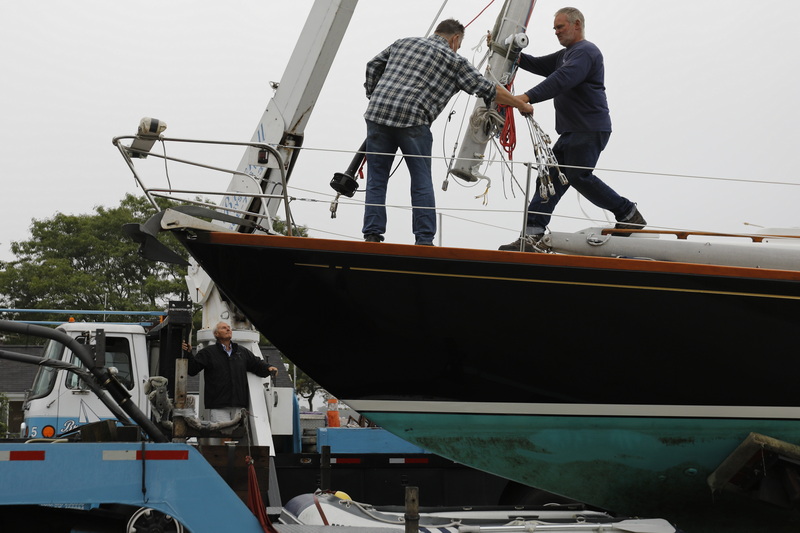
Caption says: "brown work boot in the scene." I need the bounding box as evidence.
[498,234,550,253]
[614,208,646,237]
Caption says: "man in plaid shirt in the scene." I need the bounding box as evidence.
[362,18,532,246]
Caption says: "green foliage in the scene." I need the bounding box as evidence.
[0,192,308,345]
[0,194,188,324]
[273,217,308,238]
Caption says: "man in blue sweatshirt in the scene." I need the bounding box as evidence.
[500,7,646,252]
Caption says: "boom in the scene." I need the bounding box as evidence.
[221,0,357,232]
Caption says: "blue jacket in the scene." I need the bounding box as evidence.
[520,40,611,134]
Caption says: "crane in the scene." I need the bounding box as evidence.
[118,0,357,448]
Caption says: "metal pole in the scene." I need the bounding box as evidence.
[520,163,533,250]
[172,358,189,440]
[424,1,449,37]
[321,445,331,491]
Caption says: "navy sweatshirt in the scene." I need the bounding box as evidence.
[520,40,611,134]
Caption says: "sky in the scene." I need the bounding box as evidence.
[2,0,799,262]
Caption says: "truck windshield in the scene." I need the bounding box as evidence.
[28,339,65,399]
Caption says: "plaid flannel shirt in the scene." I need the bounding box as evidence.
[364,35,496,128]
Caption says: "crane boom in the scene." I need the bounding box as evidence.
[220,0,358,231]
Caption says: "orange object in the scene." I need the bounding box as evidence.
[326,398,340,427]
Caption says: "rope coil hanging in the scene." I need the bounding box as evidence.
[497,103,517,160]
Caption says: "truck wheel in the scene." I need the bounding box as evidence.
[126,507,185,533]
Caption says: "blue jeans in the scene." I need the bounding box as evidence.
[362,120,435,244]
[526,131,634,233]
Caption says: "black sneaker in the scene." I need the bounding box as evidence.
[498,234,549,253]
[364,234,383,243]
[614,208,647,237]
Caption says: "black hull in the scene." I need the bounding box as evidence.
[176,231,800,530]
[179,232,800,410]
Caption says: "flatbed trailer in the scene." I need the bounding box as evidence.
[0,441,266,532]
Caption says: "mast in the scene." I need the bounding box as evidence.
[449,0,536,182]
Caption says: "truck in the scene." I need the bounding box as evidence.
[8,304,527,503]
[16,304,295,451]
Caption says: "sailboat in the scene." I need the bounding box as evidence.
[116,1,800,531]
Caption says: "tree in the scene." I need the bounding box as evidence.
[0,194,188,325]
[0,193,309,343]
[273,217,308,238]
[282,358,325,411]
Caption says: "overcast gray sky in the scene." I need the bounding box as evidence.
[2,0,799,261]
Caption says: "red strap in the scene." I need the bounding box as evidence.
[312,493,330,525]
[358,157,366,180]
[245,456,279,533]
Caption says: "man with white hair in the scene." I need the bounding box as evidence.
[501,7,645,252]
[184,321,277,425]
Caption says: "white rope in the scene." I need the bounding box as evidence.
[468,106,506,145]
[459,106,507,205]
